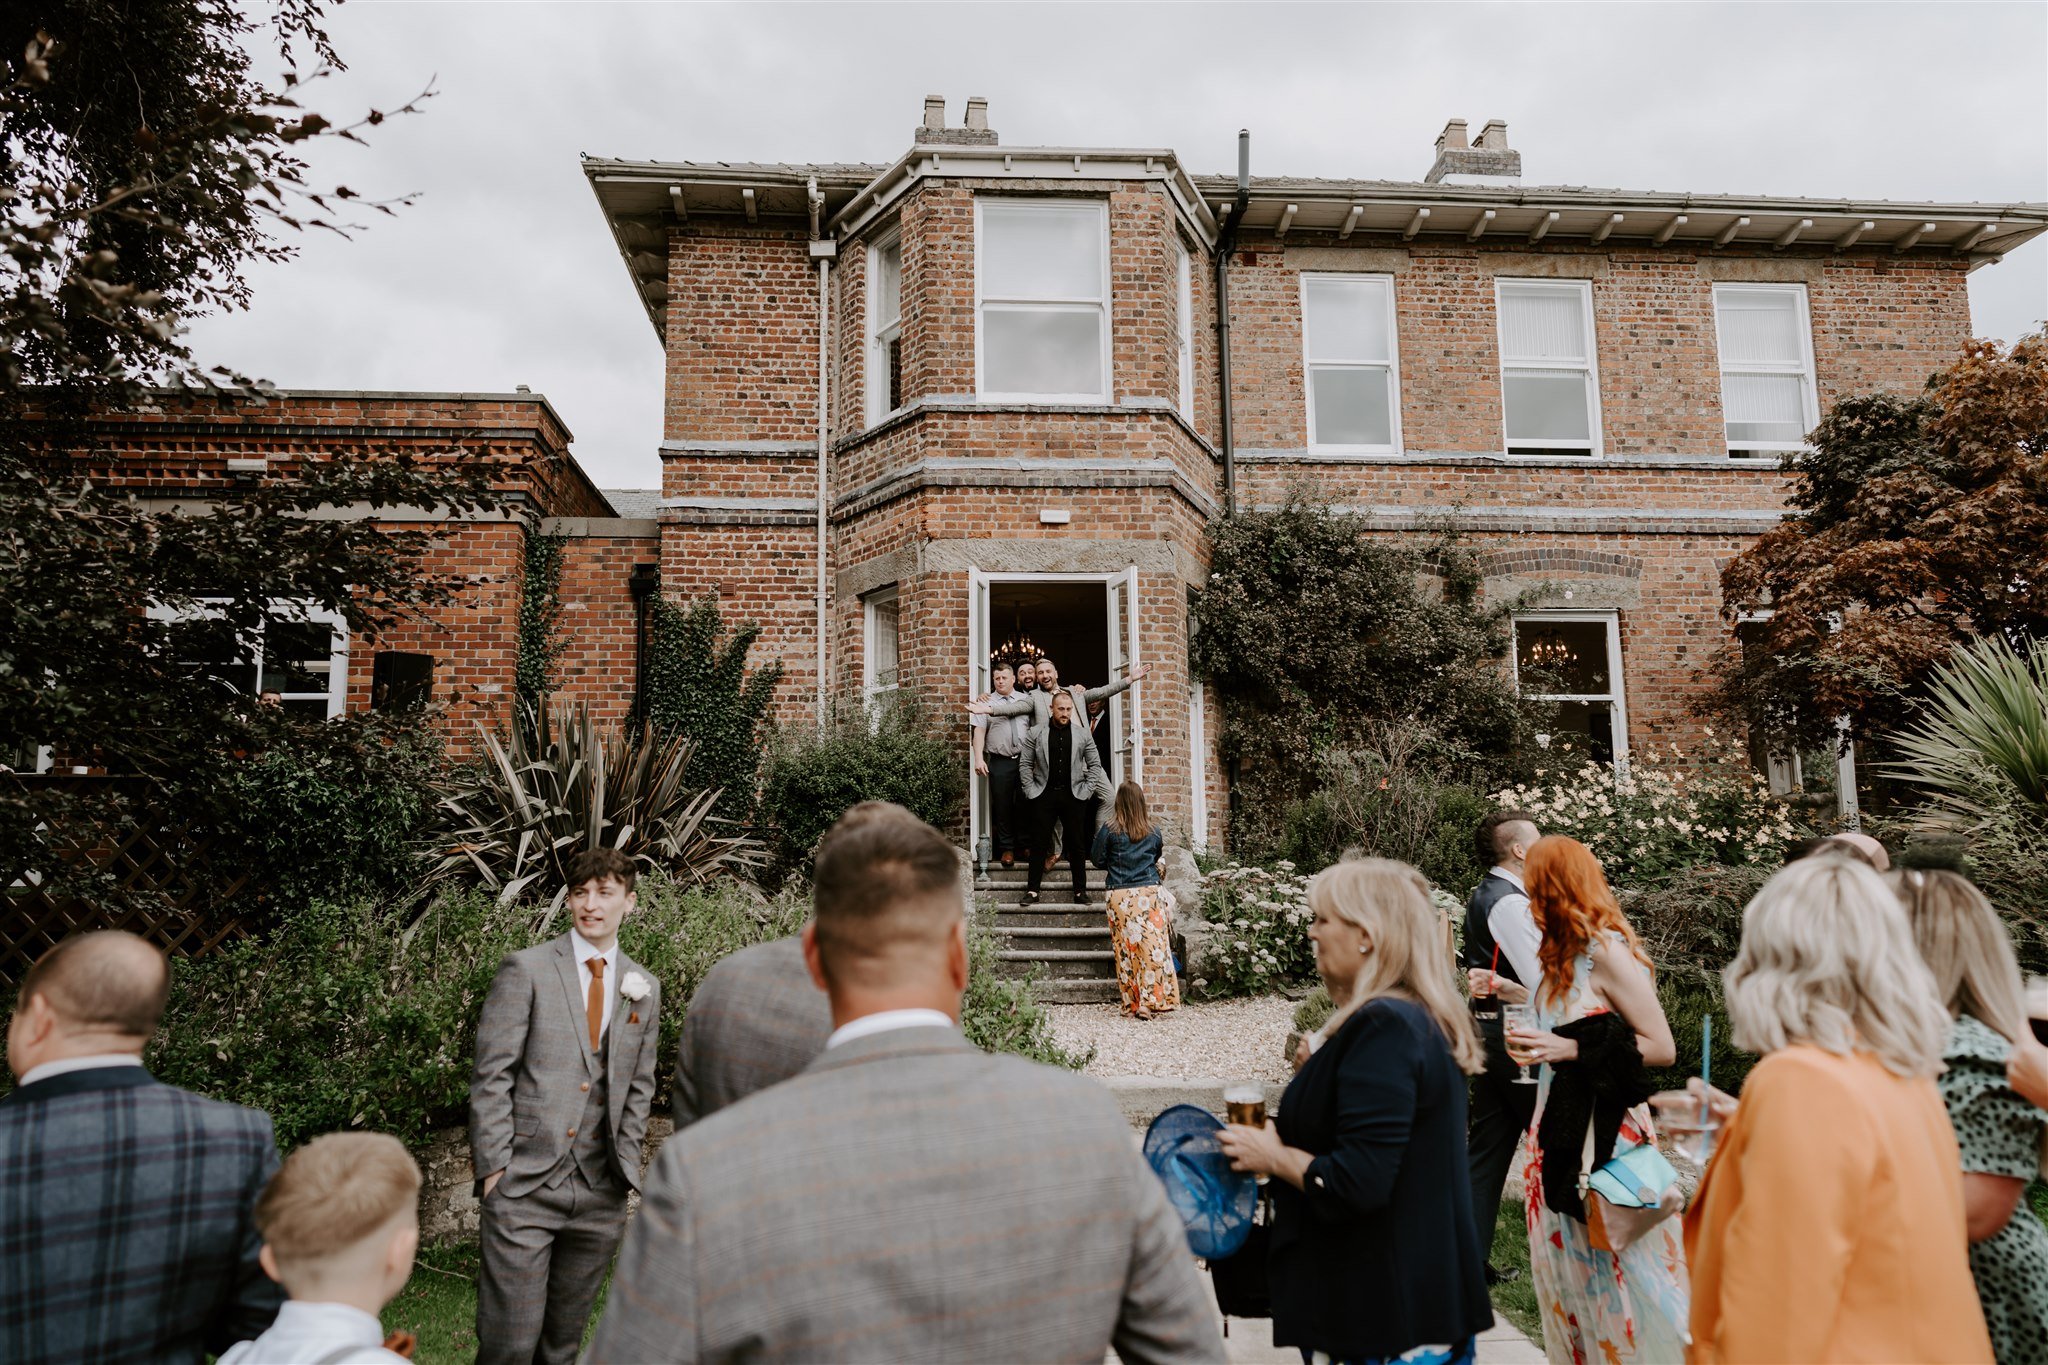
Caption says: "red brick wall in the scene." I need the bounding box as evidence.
[551,534,655,727]
[664,226,820,443]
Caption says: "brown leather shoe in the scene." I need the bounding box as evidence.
[999,852,1014,868]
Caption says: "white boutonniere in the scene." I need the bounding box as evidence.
[620,971,652,1002]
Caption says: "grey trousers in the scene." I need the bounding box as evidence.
[477,1167,628,1365]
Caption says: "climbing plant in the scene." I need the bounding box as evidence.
[644,594,784,819]
[514,530,565,708]
[1189,491,1538,855]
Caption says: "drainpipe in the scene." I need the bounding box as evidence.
[1214,130,1251,516]
[808,177,834,728]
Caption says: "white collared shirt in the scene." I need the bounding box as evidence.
[17,1053,145,1089]
[571,931,621,1039]
[1486,864,1543,990]
[825,1008,956,1050]
[217,1300,406,1365]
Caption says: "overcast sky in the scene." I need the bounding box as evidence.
[185,1,2048,492]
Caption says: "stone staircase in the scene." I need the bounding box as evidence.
[977,861,1120,1004]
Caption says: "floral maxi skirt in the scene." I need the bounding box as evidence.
[1106,886,1180,1016]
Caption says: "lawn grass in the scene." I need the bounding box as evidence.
[382,1243,609,1365]
[1486,1198,1542,1342]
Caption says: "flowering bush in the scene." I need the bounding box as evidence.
[1193,861,1316,997]
[1492,731,1796,886]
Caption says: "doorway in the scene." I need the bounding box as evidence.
[967,569,1140,853]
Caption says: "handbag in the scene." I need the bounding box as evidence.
[1578,1112,1683,1254]
[1206,1187,1271,1319]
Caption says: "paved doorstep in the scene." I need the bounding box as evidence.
[1209,1316,1545,1364]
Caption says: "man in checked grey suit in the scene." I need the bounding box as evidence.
[470,846,663,1364]
[671,935,832,1127]
[589,801,1223,1364]
[0,931,283,1364]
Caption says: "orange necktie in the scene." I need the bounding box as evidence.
[586,957,605,1051]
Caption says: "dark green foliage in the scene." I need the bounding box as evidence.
[142,876,806,1149]
[219,711,442,912]
[962,919,1091,1069]
[756,704,964,880]
[514,532,565,709]
[1647,967,1754,1097]
[1627,863,1775,1095]
[1272,724,1494,890]
[1716,334,2048,752]
[1292,986,1334,1035]
[644,596,783,818]
[1191,492,1535,854]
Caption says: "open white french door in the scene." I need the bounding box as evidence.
[1107,566,1141,786]
[967,569,991,853]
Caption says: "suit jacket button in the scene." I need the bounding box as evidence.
[580,1082,590,1092]
[567,1129,577,1138]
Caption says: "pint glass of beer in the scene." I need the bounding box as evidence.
[1223,1083,1266,1130]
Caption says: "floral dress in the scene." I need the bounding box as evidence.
[1105,885,1180,1016]
[1938,1014,2048,1365]
[1519,936,1690,1365]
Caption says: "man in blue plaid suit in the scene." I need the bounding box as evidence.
[0,931,283,1364]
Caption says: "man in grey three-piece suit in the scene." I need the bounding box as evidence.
[470,847,662,1365]
[670,934,832,1127]
[589,801,1223,1364]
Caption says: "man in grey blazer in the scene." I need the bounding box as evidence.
[1019,687,1116,904]
[670,934,832,1127]
[589,801,1223,1365]
[470,847,663,1365]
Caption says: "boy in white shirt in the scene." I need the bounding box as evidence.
[220,1132,421,1364]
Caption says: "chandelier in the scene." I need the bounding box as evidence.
[1524,633,1579,671]
[990,633,1039,668]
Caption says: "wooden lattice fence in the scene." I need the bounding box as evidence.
[3,775,259,985]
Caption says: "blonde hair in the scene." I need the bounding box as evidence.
[1895,868,2029,1044]
[1109,782,1153,844]
[1312,858,1484,1076]
[1723,856,1949,1077]
[255,1132,421,1268]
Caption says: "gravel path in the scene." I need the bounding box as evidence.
[1048,996,1298,1082]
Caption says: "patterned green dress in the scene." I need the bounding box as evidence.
[1939,1015,2048,1365]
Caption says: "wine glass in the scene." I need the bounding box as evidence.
[1650,1088,1723,1165]
[1502,1004,1540,1085]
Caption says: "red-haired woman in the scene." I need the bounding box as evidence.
[1489,836,1687,1364]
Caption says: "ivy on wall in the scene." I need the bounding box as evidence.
[644,594,783,818]
[514,530,566,709]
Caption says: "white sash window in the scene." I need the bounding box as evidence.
[975,200,1110,401]
[1497,279,1601,456]
[1302,273,1400,451]
[1714,284,1819,456]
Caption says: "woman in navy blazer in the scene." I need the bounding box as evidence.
[1219,858,1494,1364]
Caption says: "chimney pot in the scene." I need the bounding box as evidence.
[922,95,946,131]
[1436,119,1469,154]
[1426,117,1519,185]
[964,96,989,131]
[1476,119,1510,151]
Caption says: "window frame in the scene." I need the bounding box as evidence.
[1510,610,1629,769]
[1175,238,1196,422]
[862,586,903,715]
[1300,271,1403,453]
[146,596,350,719]
[1711,282,1820,456]
[973,197,1112,403]
[865,228,904,427]
[1494,277,1603,457]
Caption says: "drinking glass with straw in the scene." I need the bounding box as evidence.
[1471,942,1502,1026]
[1652,1015,1724,1165]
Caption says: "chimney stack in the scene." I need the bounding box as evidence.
[1426,118,1519,185]
[914,94,999,146]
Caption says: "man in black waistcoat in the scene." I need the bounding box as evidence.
[1462,809,1542,1281]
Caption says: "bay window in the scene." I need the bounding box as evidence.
[975,199,1110,401]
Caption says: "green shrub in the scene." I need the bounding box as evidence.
[962,919,1091,1070]
[644,595,783,820]
[757,703,964,881]
[220,709,443,913]
[1493,732,1796,885]
[1292,986,1334,1035]
[423,697,764,923]
[1273,725,1493,892]
[1627,862,1774,979]
[146,874,804,1149]
[1648,965,1754,1097]
[1192,861,1316,997]
[514,531,566,709]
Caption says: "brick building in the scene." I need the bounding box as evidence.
[66,389,658,743]
[62,104,2042,854]
[581,100,2046,850]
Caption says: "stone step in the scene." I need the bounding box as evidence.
[981,867,1108,889]
[998,948,1116,980]
[1030,978,1122,1004]
[984,899,1101,914]
[1000,923,1111,939]
[990,909,1103,930]
[997,928,1111,954]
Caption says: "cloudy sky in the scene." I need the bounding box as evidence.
[186,1,2048,492]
